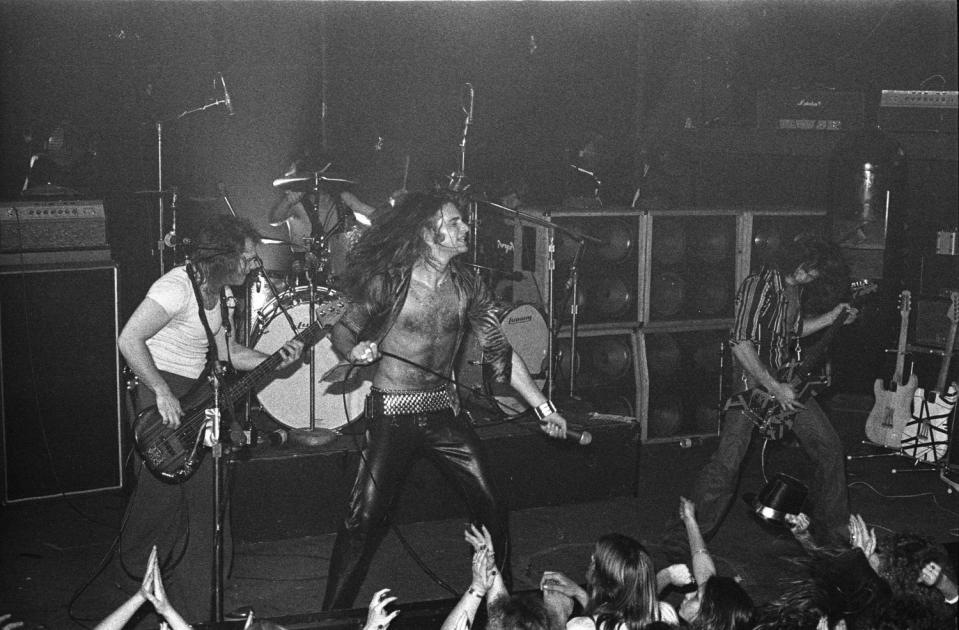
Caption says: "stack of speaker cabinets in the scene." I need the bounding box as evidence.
[488,205,827,444]
[0,199,123,503]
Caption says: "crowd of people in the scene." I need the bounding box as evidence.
[17,188,948,630]
[71,498,954,630]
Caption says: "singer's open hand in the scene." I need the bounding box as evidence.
[276,339,304,369]
[540,411,568,440]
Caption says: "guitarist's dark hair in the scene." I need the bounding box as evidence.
[191,214,261,287]
[775,234,851,315]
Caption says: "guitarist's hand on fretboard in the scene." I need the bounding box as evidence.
[832,302,859,325]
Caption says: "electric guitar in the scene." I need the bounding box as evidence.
[725,280,877,440]
[864,291,917,448]
[134,297,346,483]
[902,291,958,464]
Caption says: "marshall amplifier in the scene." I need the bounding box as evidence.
[0,199,108,252]
[879,90,958,134]
[757,89,865,131]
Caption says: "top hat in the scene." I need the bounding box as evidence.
[744,473,808,525]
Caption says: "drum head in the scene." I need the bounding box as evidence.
[252,289,370,430]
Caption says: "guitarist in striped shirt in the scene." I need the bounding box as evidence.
[657,236,858,561]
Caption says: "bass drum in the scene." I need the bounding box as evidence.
[251,286,371,430]
[456,303,549,417]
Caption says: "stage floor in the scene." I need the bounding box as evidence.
[3,394,958,629]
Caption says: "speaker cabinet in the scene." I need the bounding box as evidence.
[555,328,639,418]
[1,263,123,503]
[638,325,732,442]
[639,210,738,324]
[551,211,640,324]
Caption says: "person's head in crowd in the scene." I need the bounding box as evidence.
[585,533,660,629]
[684,575,754,630]
[753,548,891,630]
[487,592,551,630]
[872,532,956,623]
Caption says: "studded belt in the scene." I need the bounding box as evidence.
[366,385,455,417]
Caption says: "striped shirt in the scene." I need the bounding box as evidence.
[729,267,802,380]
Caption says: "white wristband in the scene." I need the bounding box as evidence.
[534,400,557,420]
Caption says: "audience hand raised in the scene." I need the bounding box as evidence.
[362,589,399,630]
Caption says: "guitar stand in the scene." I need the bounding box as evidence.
[848,440,946,475]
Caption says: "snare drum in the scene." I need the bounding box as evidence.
[455,303,549,416]
[250,286,370,430]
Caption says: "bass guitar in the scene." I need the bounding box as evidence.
[902,291,958,464]
[134,297,346,483]
[864,291,917,448]
[724,280,877,440]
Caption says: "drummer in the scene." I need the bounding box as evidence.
[268,155,378,287]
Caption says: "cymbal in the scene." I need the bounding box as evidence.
[133,189,176,196]
[273,171,356,190]
[259,236,295,246]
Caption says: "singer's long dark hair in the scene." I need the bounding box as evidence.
[191,214,260,288]
[338,191,464,303]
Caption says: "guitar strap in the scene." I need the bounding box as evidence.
[185,263,224,371]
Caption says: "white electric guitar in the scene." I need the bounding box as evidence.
[901,292,958,463]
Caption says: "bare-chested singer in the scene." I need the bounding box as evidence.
[322,191,569,610]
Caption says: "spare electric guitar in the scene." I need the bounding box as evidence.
[864,291,917,448]
[134,297,346,483]
[902,291,958,464]
[725,280,877,440]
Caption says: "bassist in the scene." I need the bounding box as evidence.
[115,215,303,625]
[657,236,858,562]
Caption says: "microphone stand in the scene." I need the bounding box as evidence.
[471,199,601,401]
[154,91,231,275]
[207,364,226,624]
[564,239,588,397]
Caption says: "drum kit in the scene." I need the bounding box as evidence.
[247,168,370,436]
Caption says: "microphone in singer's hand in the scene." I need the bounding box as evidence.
[542,422,593,446]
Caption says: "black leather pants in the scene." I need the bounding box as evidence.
[322,405,510,610]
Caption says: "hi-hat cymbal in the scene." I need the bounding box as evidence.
[272,171,356,190]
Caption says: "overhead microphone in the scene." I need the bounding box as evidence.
[218,73,235,116]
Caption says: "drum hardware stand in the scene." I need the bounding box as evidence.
[470,199,602,402]
[242,263,297,430]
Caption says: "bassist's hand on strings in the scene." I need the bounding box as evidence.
[156,387,184,429]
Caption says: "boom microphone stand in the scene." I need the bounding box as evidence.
[154,74,233,275]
